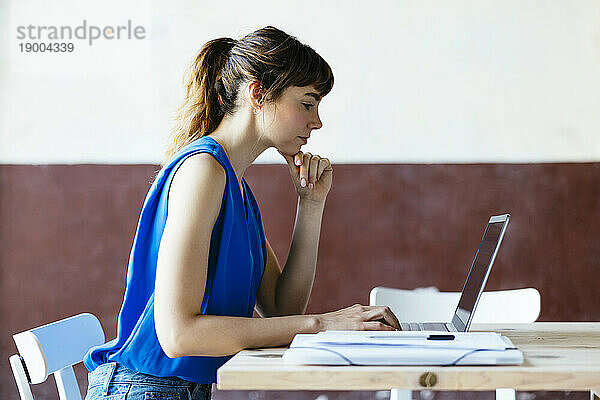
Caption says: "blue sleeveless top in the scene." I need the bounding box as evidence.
[83,136,267,384]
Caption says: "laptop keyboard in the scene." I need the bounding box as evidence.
[400,322,450,331]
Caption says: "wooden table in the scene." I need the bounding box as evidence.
[217,323,600,398]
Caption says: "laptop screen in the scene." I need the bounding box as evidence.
[452,217,509,331]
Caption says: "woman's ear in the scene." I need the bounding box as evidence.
[247,80,264,110]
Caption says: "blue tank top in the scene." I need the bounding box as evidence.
[83,136,267,384]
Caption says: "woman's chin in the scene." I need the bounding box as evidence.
[276,141,304,156]
[285,144,303,154]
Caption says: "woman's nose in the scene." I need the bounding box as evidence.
[309,114,323,130]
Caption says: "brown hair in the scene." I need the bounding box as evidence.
[163,26,334,164]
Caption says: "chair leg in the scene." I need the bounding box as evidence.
[495,388,516,400]
[9,355,34,400]
[390,388,412,400]
[54,366,82,400]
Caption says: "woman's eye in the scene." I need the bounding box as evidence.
[302,103,314,110]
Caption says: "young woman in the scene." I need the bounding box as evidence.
[84,26,399,400]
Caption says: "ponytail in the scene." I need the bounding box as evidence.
[163,37,235,163]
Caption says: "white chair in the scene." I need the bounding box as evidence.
[370,287,541,400]
[9,313,105,400]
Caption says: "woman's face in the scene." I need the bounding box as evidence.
[260,85,323,155]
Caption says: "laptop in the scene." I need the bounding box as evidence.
[399,213,510,332]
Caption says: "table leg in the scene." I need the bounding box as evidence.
[496,388,516,400]
[390,389,412,400]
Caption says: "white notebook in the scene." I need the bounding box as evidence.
[283,331,523,366]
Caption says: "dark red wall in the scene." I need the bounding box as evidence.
[2,163,599,399]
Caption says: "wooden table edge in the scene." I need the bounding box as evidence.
[217,323,600,391]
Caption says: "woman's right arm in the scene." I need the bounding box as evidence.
[154,153,399,359]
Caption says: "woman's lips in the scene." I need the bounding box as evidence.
[298,136,308,144]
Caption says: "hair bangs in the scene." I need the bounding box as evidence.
[286,44,334,98]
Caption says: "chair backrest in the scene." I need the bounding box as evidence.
[369,287,541,323]
[9,313,105,400]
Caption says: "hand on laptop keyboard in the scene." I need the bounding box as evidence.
[314,304,401,331]
[375,318,399,330]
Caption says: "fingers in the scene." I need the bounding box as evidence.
[309,156,319,188]
[317,158,331,180]
[293,152,303,168]
[299,152,311,188]
[362,321,396,331]
[302,153,330,189]
[379,307,401,330]
[324,304,401,331]
[280,149,331,189]
[364,306,401,330]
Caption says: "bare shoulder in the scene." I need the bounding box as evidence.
[168,152,226,216]
[173,152,226,183]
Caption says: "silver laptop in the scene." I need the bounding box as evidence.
[399,214,510,332]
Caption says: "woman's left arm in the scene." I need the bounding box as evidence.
[255,151,332,317]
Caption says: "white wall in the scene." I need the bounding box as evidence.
[2,0,600,164]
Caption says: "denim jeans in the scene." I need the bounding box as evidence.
[85,362,212,400]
